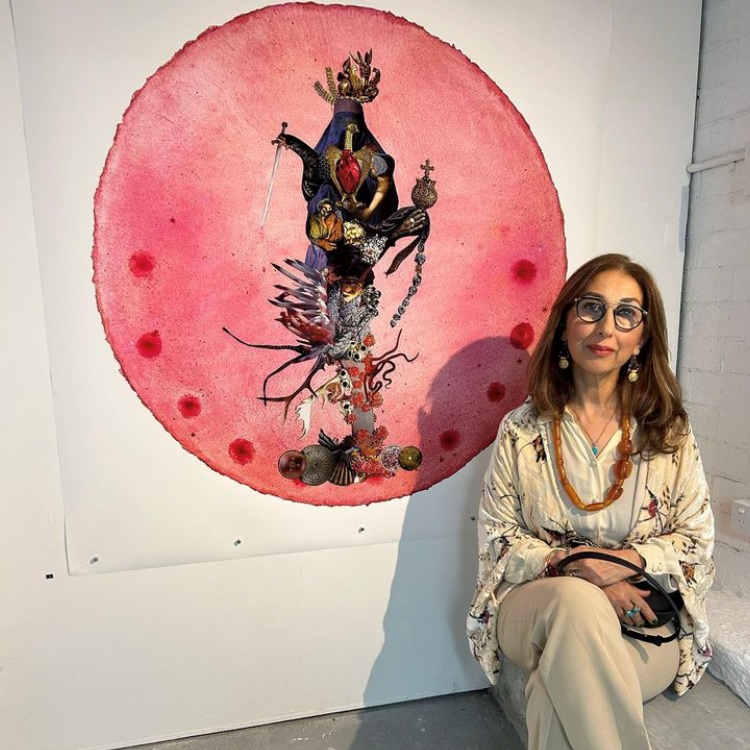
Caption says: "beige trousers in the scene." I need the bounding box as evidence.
[496,577,679,750]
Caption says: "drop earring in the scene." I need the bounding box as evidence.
[558,343,570,370]
[627,354,640,382]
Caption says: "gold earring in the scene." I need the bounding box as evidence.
[627,354,640,383]
[558,344,570,370]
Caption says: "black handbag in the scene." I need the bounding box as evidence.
[556,550,683,646]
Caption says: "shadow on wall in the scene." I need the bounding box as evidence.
[348,336,529,745]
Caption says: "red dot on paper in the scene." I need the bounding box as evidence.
[178,395,202,418]
[487,382,507,403]
[136,331,162,358]
[512,259,537,284]
[510,323,534,350]
[129,252,155,277]
[439,429,461,451]
[229,438,255,465]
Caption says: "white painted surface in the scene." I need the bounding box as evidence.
[730,499,750,538]
[1,1,701,749]
[678,0,750,597]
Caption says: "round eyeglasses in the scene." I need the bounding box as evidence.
[574,296,647,331]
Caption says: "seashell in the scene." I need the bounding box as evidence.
[329,456,357,486]
[317,430,340,452]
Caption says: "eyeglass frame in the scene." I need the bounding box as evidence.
[572,295,648,331]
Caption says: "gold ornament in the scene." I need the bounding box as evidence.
[411,160,438,210]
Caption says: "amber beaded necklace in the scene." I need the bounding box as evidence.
[552,412,633,512]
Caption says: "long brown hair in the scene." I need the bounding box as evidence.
[527,253,688,454]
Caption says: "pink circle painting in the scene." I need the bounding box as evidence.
[93,3,566,506]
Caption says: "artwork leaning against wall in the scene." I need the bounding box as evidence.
[92,3,566,513]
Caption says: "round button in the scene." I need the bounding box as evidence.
[300,445,335,486]
[278,450,307,479]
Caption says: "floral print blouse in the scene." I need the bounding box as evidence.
[467,399,715,696]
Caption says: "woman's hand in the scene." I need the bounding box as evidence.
[601,580,658,628]
[545,548,569,569]
[561,546,644,587]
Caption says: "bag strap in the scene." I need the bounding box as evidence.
[555,550,681,645]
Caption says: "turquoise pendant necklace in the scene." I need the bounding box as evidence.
[570,406,616,457]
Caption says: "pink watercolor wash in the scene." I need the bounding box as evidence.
[93,3,566,506]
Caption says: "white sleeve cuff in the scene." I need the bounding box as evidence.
[503,542,554,583]
[630,542,679,592]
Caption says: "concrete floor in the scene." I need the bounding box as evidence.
[493,655,750,750]
[120,672,750,750]
[121,690,524,750]
[645,673,750,750]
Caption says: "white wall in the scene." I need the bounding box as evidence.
[1,2,701,749]
[679,0,750,597]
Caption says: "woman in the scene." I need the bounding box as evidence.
[467,254,714,750]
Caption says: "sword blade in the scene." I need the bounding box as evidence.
[260,122,288,227]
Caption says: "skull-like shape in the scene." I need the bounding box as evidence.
[337,367,353,392]
[349,342,369,362]
[339,400,354,417]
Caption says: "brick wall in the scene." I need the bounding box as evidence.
[679,0,750,596]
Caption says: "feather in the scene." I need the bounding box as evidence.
[295,393,317,438]
[271,260,325,289]
[325,67,337,96]
[314,81,336,106]
[268,259,334,344]
[285,258,326,283]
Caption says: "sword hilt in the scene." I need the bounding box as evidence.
[271,121,288,146]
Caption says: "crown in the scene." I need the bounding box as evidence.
[314,50,381,105]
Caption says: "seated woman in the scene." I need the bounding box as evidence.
[467,253,714,750]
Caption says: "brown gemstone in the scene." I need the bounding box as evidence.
[615,460,633,480]
[608,485,624,501]
[398,445,423,470]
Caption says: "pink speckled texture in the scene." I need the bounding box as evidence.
[93,3,566,506]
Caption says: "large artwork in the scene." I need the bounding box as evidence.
[93,3,566,506]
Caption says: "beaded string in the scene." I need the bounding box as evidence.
[552,413,633,512]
